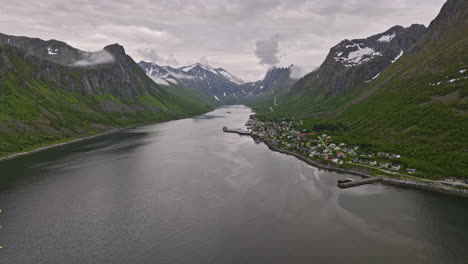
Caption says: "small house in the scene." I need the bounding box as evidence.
[391,164,401,171]
[369,160,377,166]
[405,168,416,173]
[380,162,390,168]
[442,177,455,182]
[337,152,347,159]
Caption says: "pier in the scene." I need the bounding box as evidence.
[222,126,252,135]
[337,177,381,188]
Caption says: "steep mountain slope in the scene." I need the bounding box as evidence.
[241,66,296,110]
[139,61,248,103]
[243,66,295,97]
[258,0,467,179]
[329,0,468,179]
[283,24,426,113]
[0,36,212,156]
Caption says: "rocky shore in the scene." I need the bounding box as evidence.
[263,140,468,198]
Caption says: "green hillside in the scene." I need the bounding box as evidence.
[0,44,211,156]
[250,0,468,179]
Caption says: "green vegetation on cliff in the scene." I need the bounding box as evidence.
[0,44,212,156]
[248,0,468,179]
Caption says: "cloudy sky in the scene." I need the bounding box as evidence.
[0,0,446,81]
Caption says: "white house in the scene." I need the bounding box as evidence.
[391,164,401,171]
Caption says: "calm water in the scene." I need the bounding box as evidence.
[0,106,467,264]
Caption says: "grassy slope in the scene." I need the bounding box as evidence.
[250,8,467,179]
[0,44,212,156]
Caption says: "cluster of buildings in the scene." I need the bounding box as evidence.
[247,117,417,174]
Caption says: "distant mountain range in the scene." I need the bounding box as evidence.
[139,61,248,103]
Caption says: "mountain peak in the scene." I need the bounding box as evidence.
[422,0,468,41]
[104,44,126,56]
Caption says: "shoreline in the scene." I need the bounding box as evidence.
[0,128,127,163]
[263,140,468,198]
[0,106,217,164]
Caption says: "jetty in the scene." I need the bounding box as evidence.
[337,177,381,188]
[222,126,252,135]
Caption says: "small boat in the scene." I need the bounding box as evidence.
[254,138,261,144]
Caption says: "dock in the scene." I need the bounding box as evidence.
[222,126,252,135]
[337,177,381,189]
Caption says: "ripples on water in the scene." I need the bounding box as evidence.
[0,106,467,264]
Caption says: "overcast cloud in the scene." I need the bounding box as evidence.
[255,34,281,66]
[0,0,445,81]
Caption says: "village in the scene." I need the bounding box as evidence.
[245,115,420,177]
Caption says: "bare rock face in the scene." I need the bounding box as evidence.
[0,33,168,100]
[291,24,426,97]
[241,66,295,97]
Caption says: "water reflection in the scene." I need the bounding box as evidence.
[0,106,467,264]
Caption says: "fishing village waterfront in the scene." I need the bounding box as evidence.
[223,114,468,197]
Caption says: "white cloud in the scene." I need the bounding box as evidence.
[73,50,115,66]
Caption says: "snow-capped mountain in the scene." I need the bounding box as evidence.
[291,24,427,96]
[139,61,247,102]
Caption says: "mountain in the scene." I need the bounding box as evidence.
[0,33,115,67]
[241,66,297,111]
[139,61,248,103]
[256,0,467,179]
[286,24,426,112]
[0,34,212,156]
[243,65,295,97]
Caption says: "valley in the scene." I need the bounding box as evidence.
[0,0,466,182]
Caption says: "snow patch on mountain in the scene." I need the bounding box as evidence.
[335,44,382,67]
[378,32,396,42]
[47,46,58,55]
[150,76,170,85]
[391,49,404,63]
[216,68,245,84]
[181,64,197,72]
[365,72,381,83]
